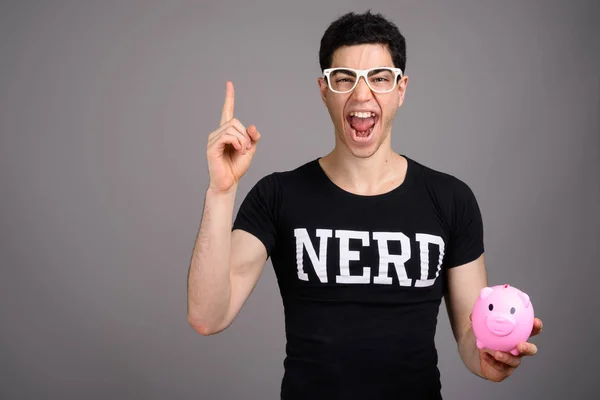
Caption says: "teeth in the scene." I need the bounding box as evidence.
[349,111,376,118]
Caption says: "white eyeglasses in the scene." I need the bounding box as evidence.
[323,67,403,94]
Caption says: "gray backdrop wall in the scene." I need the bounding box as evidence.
[1,0,598,399]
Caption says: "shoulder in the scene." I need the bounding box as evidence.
[252,159,320,190]
[407,155,477,202]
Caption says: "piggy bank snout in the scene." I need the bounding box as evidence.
[485,313,516,336]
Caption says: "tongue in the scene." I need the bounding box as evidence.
[350,116,375,133]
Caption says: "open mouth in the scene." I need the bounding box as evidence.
[346,111,379,141]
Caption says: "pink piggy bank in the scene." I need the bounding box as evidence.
[471,284,534,356]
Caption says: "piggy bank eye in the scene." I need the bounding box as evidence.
[510,307,516,314]
[488,304,493,311]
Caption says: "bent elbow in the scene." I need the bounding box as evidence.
[187,314,227,336]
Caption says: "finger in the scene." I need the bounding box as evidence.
[530,318,543,336]
[247,125,261,143]
[210,130,243,153]
[220,81,235,126]
[209,117,244,142]
[209,120,250,149]
[227,119,253,149]
[481,348,495,357]
[517,342,538,356]
[493,351,521,368]
[221,131,246,153]
[482,353,512,373]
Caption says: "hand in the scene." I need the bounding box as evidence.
[473,315,543,382]
[207,81,261,193]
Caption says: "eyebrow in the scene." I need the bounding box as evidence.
[330,68,354,73]
[330,67,394,71]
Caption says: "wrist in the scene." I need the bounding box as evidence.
[458,326,485,379]
[207,183,238,198]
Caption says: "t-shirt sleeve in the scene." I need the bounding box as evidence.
[445,179,485,268]
[232,173,280,258]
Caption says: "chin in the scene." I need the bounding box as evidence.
[348,144,382,158]
[340,134,386,159]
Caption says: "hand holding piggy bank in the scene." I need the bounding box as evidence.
[471,284,534,356]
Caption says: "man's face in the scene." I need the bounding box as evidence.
[318,43,408,158]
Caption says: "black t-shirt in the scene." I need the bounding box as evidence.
[232,155,484,400]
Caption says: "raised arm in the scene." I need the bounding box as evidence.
[186,82,264,336]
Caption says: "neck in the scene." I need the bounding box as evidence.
[319,139,407,196]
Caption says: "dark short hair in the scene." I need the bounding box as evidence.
[318,10,407,73]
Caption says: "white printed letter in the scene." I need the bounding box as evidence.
[335,230,370,284]
[294,228,332,283]
[414,233,445,287]
[372,232,412,286]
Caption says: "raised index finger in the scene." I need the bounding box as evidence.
[220,81,234,126]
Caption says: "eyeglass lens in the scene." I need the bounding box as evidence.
[329,68,396,93]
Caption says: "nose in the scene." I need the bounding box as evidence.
[351,77,373,101]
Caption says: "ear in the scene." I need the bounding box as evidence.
[397,75,408,107]
[317,77,328,104]
[518,291,531,308]
[480,287,494,299]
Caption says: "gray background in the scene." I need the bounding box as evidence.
[1,0,598,399]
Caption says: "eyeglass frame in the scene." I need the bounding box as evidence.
[322,67,404,94]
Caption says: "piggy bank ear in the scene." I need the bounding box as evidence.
[518,291,531,308]
[480,287,494,299]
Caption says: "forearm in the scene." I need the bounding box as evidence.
[458,325,485,379]
[187,185,237,334]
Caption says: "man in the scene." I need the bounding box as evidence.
[187,10,542,399]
